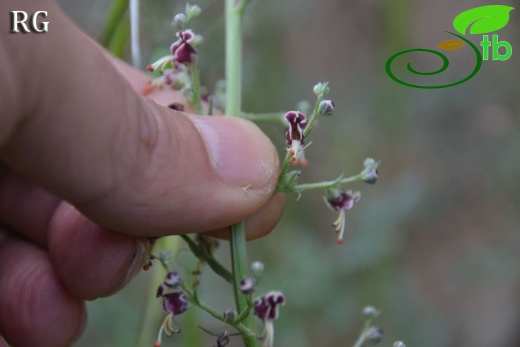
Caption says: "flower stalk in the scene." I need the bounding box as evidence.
[225,0,260,345]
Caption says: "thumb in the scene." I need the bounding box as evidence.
[0,0,279,236]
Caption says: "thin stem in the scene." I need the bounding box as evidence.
[225,0,259,344]
[233,294,253,324]
[352,322,370,347]
[99,0,129,47]
[181,282,255,338]
[225,0,259,346]
[303,92,325,138]
[287,174,362,193]
[189,62,203,115]
[230,222,259,346]
[180,235,233,283]
[225,0,242,117]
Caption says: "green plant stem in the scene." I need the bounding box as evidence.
[180,235,233,283]
[99,0,129,47]
[189,61,203,115]
[230,221,259,346]
[290,175,362,193]
[352,321,370,347]
[180,282,255,338]
[225,0,259,345]
[303,92,325,138]
[225,0,242,118]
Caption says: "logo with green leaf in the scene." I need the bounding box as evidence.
[386,5,515,89]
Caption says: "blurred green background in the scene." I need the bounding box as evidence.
[57,0,520,346]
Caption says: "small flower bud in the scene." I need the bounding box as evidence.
[250,261,265,279]
[393,342,406,347]
[186,4,202,20]
[361,158,380,184]
[164,271,183,288]
[362,306,379,319]
[159,251,173,264]
[319,99,335,116]
[239,277,255,295]
[223,309,236,322]
[172,13,187,29]
[365,327,384,344]
[313,82,329,96]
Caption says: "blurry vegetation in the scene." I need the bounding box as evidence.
[57,0,520,346]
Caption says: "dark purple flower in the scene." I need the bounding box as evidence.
[325,188,361,244]
[155,290,190,346]
[284,111,308,166]
[162,292,190,315]
[326,189,360,212]
[253,291,285,323]
[253,292,285,347]
[284,111,307,145]
[170,30,197,64]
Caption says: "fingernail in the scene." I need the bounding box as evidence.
[118,239,146,293]
[191,116,278,188]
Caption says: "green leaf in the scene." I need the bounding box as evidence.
[453,5,514,35]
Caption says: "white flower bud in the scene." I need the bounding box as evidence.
[393,342,406,347]
[186,4,202,20]
[362,305,378,319]
[172,13,187,29]
[313,82,329,96]
[251,261,265,278]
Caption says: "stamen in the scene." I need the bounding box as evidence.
[155,318,165,347]
[336,211,346,245]
[262,321,275,347]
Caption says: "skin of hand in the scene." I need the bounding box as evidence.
[0,1,284,346]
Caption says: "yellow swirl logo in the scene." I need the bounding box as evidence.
[386,5,514,89]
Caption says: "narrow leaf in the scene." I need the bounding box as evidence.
[436,39,465,50]
[453,5,514,35]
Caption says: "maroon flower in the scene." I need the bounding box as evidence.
[325,188,361,244]
[284,111,308,166]
[253,291,286,323]
[253,291,285,347]
[155,272,190,347]
[161,292,189,315]
[170,30,197,64]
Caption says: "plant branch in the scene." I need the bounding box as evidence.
[225,0,259,344]
[180,235,233,283]
[189,61,203,114]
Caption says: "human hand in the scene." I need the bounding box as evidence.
[0,1,282,346]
